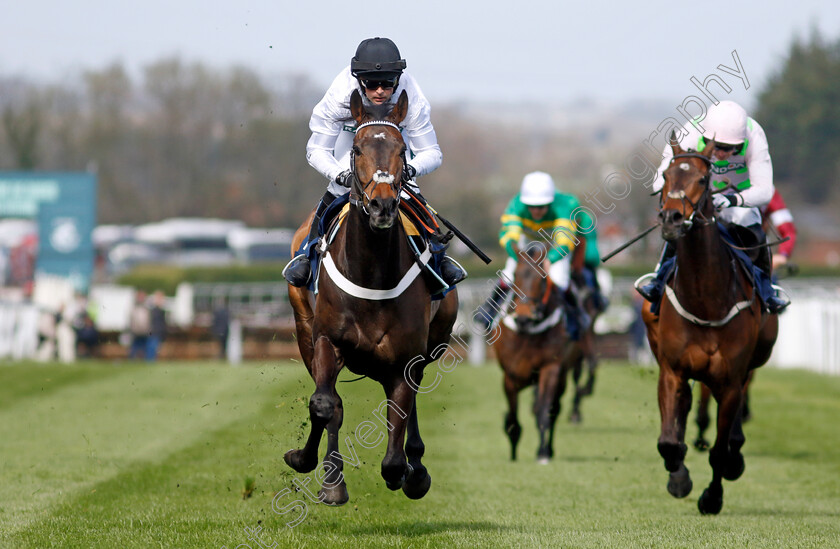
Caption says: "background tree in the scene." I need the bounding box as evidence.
[756,30,840,202]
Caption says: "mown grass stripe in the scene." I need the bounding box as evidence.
[0,362,131,411]
[0,362,303,543]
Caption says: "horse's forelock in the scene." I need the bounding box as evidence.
[363,102,395,122]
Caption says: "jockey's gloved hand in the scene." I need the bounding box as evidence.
[403,163,417,182]
[571,270,586,287]
[713,193,737,211]
[335,169,353,188]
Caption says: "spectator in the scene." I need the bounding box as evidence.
[211,305,230,360]
[128,291,150,359]
[146,291,167,361]
[75,311,100,358]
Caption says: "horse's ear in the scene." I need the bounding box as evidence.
[350,89,365,124]
[700,136,716,157]
[668,130,682,157]
[388,90,409,125]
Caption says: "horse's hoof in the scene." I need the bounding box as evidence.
[402,472,432,500]
[722,452,745,481]
[383,463,410,491]
[385,479,404,491]
[698,487,724,515]
[319,484,349,506]
[536,457,550,465]
[693,437,710,452]
[569,412,582,424]
[284,449,317,474]
[666,464,693,498]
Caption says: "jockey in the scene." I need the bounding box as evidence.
[283,37,466,288]
[475,171,590,338]
[762,188,797,274]
[637,100,789,313]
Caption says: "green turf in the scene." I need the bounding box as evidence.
[0,360,838,548]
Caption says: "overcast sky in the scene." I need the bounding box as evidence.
[2,0,838,111]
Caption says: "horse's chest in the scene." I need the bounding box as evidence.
[329,312,429,362]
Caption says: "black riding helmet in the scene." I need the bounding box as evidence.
[350,37,406,81]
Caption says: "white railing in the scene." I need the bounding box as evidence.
[767,281,840,375]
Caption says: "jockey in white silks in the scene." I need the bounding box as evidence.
[636,100,788,313]
[283,37,465,289]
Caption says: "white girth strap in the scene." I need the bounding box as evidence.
[321,246,432,301]
[664,286,753,327]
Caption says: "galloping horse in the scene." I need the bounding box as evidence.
[284,89,459,504]
[494,244,577,463]
[641,138,778,514]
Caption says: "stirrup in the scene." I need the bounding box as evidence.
[768,284,791,313]
[634,273,658,301]
[441,256,467,286]
[283,254,311,287]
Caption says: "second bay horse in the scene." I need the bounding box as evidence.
[494,244,577,463]
[641,138,778,514]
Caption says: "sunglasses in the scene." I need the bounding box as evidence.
[361,78,398,91]
[714,142,742,153]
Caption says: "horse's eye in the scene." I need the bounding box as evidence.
[400,146,407,155]
[352,145,361,155]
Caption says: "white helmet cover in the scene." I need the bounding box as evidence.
[520,171,556,206]
[702,100,748,145]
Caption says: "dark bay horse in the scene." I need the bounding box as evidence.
[494,244,577,463]
[641,138,778,515]
[285,89,459,505]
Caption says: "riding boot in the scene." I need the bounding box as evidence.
[408,189,467,287]
[753,234,789,314]
[636,242,676,303]
[475,279,511,329]
[562,285,591,342]
[283,191,337,287]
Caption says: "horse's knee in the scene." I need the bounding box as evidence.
[309,393,335,424]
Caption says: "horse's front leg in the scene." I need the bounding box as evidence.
[535,364,563,463]
[569,348,585,424]
[318,387,349,505]
[284,336,342,475]
[380,376,416,491]
[402,392,432,499]
[657,366,694,498]
[698,384,745,515]
[502,372,524,461]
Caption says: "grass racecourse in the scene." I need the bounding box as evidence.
[0,359,838,548]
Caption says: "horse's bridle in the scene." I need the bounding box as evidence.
[516,274,554,322]
[660,152,714,233]
[348,120,406,216]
